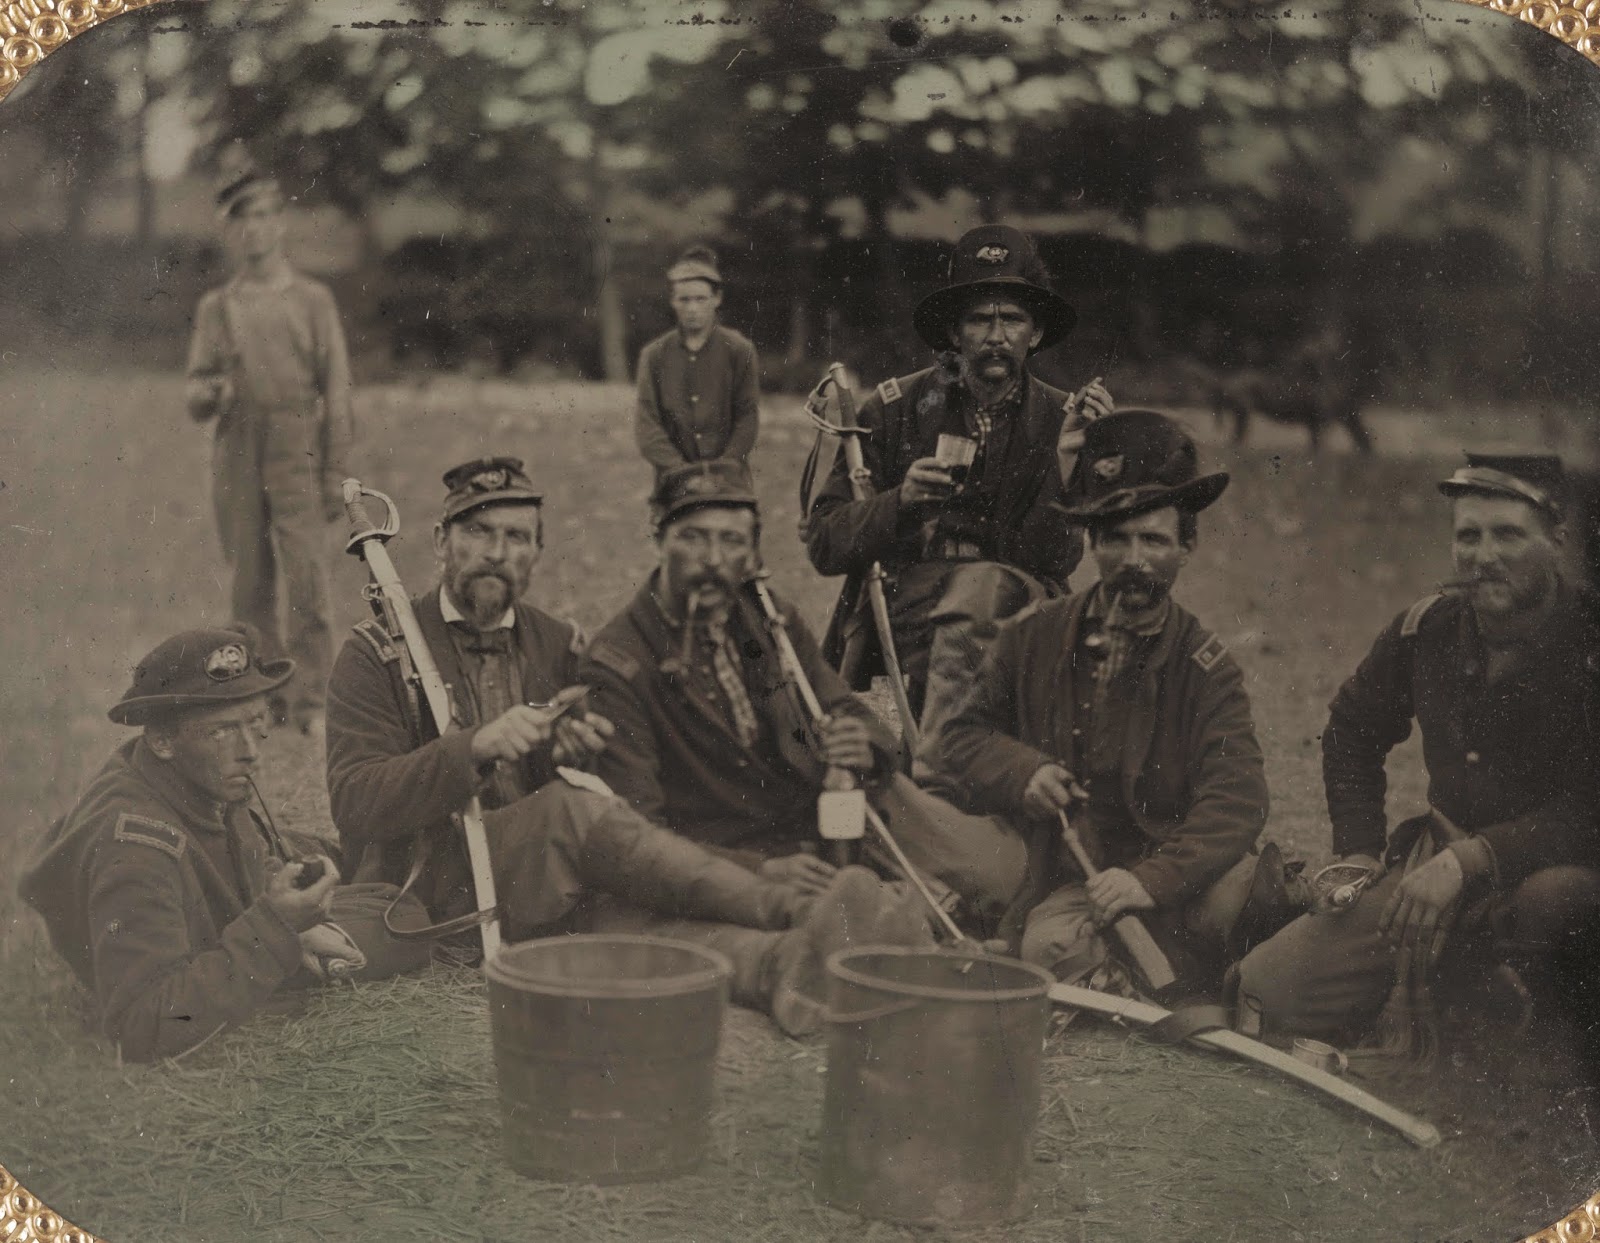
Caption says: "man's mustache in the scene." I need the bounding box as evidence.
[1109,567,1163,595]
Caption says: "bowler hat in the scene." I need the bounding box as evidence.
[110,626,295,726]
[1438,451,1565,520]
[912,225,1076,353]
[440,456,544,525]
[1057,409,1230,527]
[652,460,759,530]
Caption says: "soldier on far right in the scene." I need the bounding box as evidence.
[1234,453,1600,1055]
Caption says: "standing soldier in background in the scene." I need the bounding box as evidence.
[185,153,354,735]
[804,224,1113,755]
[634,245,762,483]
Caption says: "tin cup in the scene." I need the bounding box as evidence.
[935,434,978,488]
[1292,1038,1349,1075]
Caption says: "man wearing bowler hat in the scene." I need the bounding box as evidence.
[804,224,1114,752]
[929,411,1273,994]
[20,626,432,1064]
[582,460,1031,932]
[1233,452,1600,1046]
[324,456,930,1038]
[185,150,355,735]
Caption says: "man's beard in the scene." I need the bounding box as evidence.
[1461,569,1549,619]
[456,570,516,628]
[684,569,737,622]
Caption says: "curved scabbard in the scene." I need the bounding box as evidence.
[824,363,920,752]
[343,480,502,963]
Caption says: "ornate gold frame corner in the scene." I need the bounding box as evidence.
[0,1163,97,1243]
[0,0,170,103]
[0,0,1598,1240]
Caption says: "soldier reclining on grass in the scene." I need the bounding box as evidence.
[22,626,432,1063]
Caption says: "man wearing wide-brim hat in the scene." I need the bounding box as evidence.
[1234,451,1600,1049]
[20,626,432,1063]
[804,224,1114,753]
[928,410,1275,995]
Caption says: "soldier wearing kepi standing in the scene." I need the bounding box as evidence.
[1233,453,1600,1045]
[185,152,355,734]
[803,224,1113,752]
[929,411,1274,994]
[634,245,762,483]
[325,456,930,1037]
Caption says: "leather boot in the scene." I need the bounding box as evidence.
[576,794,806,931]
[767,866,936,1038]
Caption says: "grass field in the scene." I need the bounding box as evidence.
[2,368,1598,1242]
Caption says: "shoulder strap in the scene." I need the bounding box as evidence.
[1191,630,1228,673]
[353,617,423,739]
[113,812,186,861]
[1400,593,1442,638]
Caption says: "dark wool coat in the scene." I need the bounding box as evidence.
[21,739,303,1063]
[933,591,1268,913]
[324,589,582,918]
[581,576,898,868]
[803,367,1088,684]
[1323,583,1600,885]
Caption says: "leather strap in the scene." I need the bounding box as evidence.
[1145,1003,1232,1045]
[382,819,500,943]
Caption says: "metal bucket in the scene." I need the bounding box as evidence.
[818,947,1054,1225]
[485,934,731,1183]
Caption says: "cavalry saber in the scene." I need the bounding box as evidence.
[1057,811,1178,992]
[745,572,967,947]
[1048,983,1441,1149]
[808,365,920,753]
[341,478,503,965]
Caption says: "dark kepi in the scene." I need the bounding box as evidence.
[1438,451,1565,521]
[440,455,544,524]
[912,224,1076,353]
[1056,408,1230,527]
[650,458,759,529]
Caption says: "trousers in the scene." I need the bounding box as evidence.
[1021,853,1259,989]
[213,404,333,716]
[896,560,1049,778]
[1232,863,1600,1041]
[479,780,806,1011]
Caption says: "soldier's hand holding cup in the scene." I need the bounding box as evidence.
[900,457,956,504]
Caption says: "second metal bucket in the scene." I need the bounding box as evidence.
[818,947,1054,1226]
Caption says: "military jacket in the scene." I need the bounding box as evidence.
[1323,583,1600,885]
[933,590,1268,911]
[581,576,898,866]
[324,589,582,918]
[803,367,1087,678]
[20,738,303,1063]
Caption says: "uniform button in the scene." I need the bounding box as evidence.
[691,395,701,403]
[1465,751,1480,765]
